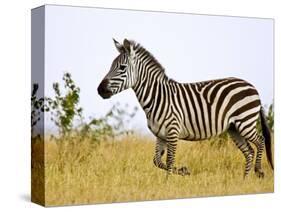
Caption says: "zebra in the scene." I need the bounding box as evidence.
[97,38,273,178]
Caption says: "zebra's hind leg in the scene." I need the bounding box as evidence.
[228,127,254,178]
[248,132,265,178]
[153,138,167,170]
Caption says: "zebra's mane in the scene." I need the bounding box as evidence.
[131,40,166,75]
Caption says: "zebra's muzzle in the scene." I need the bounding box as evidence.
[97,79,113,99]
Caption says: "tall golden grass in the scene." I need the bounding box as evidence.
[32,134,273,206]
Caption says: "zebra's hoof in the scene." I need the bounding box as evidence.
[178,167,190,176]
[255,171,265,178]
[172,167,178,174]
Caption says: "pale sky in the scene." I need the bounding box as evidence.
[43,5,274,134]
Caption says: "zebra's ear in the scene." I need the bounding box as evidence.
[113,38,125,53]
[123,39,131,54]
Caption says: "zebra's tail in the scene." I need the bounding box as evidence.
[259,106,274,170]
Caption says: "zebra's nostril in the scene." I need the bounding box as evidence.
[97,79,112,99]
[97,84,103,94]
[98,83,106,94]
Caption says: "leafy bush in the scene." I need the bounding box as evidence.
[267,103,274,132]
[32,72,138,142]
[46,73,83,136]
[256,103,274,133]
[31,84,43,129]
[31,83,49,137]
[79,103,138,142]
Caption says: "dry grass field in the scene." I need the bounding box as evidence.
[31,134,274,206]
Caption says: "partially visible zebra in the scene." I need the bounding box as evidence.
[97,38,273,178]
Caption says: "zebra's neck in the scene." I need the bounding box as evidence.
[131,44,173,116]
[133,67,170,107]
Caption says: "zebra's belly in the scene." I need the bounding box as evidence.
[148,117,230,141]
[179,125,229,141]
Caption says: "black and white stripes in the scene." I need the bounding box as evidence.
[97,39,273,178]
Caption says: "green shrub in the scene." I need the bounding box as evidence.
[79,103,138,142]
[267,103,274,132]
[32,72,138,142]
[46,73,83,136]
[31,83,49,138]
[257,103,274,133]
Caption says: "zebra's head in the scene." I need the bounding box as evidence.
[98,38,137,99]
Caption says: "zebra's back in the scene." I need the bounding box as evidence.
[172,77,261,140]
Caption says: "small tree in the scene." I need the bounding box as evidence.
[31,83,49,137]
[47,73,83,136]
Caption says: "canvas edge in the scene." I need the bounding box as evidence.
[31,5,46,207]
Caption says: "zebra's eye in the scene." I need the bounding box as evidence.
[119,65,127,70]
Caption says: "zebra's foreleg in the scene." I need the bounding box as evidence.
[166,141,177,175]
[153,138,167,170]
[166,140,190,176]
